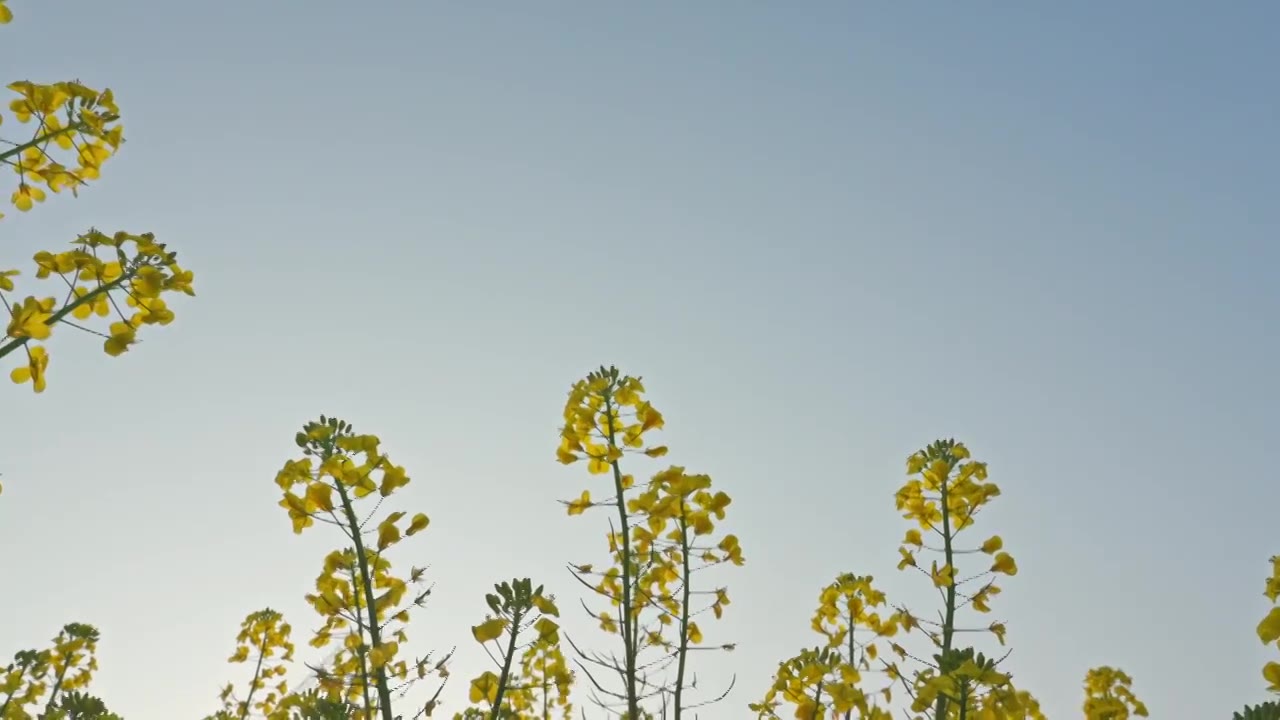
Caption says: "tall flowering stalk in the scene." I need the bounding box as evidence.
[891,439,1036,718]
[206,610,297,720]
[557,366,742,718]
[0,623,113,720]
[456,578,573,719]
[266,416,445,720]
[750,574,899,719]
[752,439,1150,719]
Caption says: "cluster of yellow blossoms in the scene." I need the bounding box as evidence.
[274,418,422,536]
[0,623,103,718]
[460,579,572,719]
[270,417,440,717]
[752,441,1053,719]
[908,648,1046,720]
[212,610,296,719]
[751,645,893,720]
[895,441,1016,649]
[1081,666,1149,719]
[302,548,430,710]
[557,367,667,473]
[557,366,742,717]
[3,230,194,391]
[1,78,124,219]
[0,72,194,394]
[752,574,900,718]
[1258,555,1280,692]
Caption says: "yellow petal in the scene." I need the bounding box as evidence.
[405,512,430,536]
[991,552,1018,576]
[531,594,560,617]
[1258,607,1280,645]
[376,519,401,550]
[471,618,507,644]
[1263,661,1280,692]
[566,490,592,516]
[535,616,560,643]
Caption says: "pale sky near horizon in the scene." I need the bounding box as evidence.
[2,2,1278,718]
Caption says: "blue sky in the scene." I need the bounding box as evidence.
[2,1,1277,718]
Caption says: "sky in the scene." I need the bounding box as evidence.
[1,1,1278,718]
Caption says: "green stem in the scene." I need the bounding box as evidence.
[345,573,373,717]
[346,575,375,720]
[0,115,117,165]
[604,393,640,719]
[355,629,374,720]
[42,660,69,717]
[489,607,524,720]
[0,269,135,359]
[935,459,957,720]
[672,500,692,720]
[332,457,395,720]
[844,608,856,720]
[238,630,270,720]
[541,653,550,720]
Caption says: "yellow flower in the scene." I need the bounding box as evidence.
[10,345,48,392]
[636,402,664,432]
[165,264,195,295]
[980,535,1003,554]
[278,493,314,534]
[1264,661,1280,692]
[71,287,110,320]
[930,562,955,588]
[368,642,398,669]
[405,512,429,536]
[991,552,1018,576]
[970,584,1001,613]
[989,622,1007,645]
[565,490,592,516]
[644,445,669,457]
[531,594,560,617]
[6,296,54,339]
[379,464,410,496]
[305,482,334,513]
[471,618,507,644]
[1258,607,1280,645]
[535,617,560,643]
[584,443,612,474]
[376,516,402,550]
[128,295,174,325]
[469,671,500,704]
[103,321,136,357]
[11,184,45,211]
[897,547,916,570]
[598,612,617,634]
[718,534,744,565]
